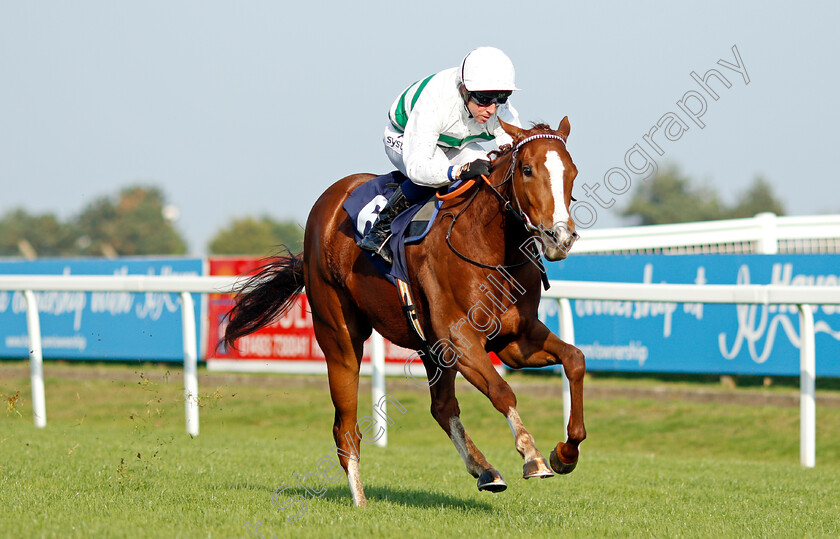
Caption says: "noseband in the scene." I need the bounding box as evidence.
[441,133,577,279]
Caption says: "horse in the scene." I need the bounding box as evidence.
[224,118,586,507]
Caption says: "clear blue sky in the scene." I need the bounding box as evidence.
[1,1,837,254]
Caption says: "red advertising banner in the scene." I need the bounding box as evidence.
[206,257,320,362]
[206,257,501,372]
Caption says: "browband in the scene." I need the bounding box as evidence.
[513,133,566,154]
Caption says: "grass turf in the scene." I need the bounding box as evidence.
[1,362,839,538]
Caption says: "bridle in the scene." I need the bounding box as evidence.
[506,134,576,235]
[439,133,578,281]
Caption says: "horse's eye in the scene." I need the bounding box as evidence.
[522,165,532,177]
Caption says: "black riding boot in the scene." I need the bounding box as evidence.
[357,186,411,264]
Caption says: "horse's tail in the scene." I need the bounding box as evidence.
[222,250,305,349]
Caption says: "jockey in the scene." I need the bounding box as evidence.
[358,46,522,264]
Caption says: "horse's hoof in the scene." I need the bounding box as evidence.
[550,447,578,475]
[523,457,554,479]
[477,469,507,492]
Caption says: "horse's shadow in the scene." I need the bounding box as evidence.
[356,484,494,512]
[228,482,494,513]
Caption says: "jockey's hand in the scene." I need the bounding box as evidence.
[456,159,491,181]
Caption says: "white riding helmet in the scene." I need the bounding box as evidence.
[460,46,520,92]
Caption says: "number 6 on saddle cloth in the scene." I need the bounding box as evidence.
[344,170,446,288]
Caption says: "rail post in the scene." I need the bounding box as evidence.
[798,303,816,468]
[557,298,574,430]
[371,331,387,447]
[24,290,46,428]
[180,292,199,437]
[756,212,779,254]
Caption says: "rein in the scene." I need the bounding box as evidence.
[438,133,569,282]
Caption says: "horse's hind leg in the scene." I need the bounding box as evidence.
[426,366,508,492]
[311,302,370,507]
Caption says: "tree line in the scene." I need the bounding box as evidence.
[1,168,783,257]
[621,165,784,225]
[0,185,303,258]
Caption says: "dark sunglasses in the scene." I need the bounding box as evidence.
[469,91,511,107]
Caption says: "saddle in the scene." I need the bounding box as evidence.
[343,171,446,286]
[343,170,452,350]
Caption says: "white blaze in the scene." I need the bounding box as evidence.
[544,150,568,226]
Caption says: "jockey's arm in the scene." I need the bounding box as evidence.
[402,100,523,188]
[401,101,457,188]
[402,133,454,188]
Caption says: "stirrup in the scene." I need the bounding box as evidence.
[358,227,394,263]
[374,233,394,263]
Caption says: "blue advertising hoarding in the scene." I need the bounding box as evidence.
[0,258,204,362]
[542,254,840,377]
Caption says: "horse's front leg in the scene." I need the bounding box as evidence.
[422,358,508,492]
[494,318,586,475]
[439,326,555,481]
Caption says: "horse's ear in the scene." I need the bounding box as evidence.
[499,118,527,143]
[556,116,571,141]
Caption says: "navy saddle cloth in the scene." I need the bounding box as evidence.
[343,171,448,285]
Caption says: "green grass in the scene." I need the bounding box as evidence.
[2,362,840,538]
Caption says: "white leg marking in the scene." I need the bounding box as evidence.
[505,407,520,439]
[505,407,539,461]
[346,459,366,507]
[449,416,470,462]
[449,416,482,476]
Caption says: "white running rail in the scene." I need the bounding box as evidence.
[0,275,240,437]
[0,274,392,445]
[545,279,840,468]
[2,274,838,467]
[575,213,840,255]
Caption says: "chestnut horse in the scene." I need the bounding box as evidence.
[224,119,586,507]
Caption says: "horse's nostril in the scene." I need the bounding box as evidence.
[543,229,561,248]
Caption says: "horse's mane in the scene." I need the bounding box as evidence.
[528,122,554,132]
